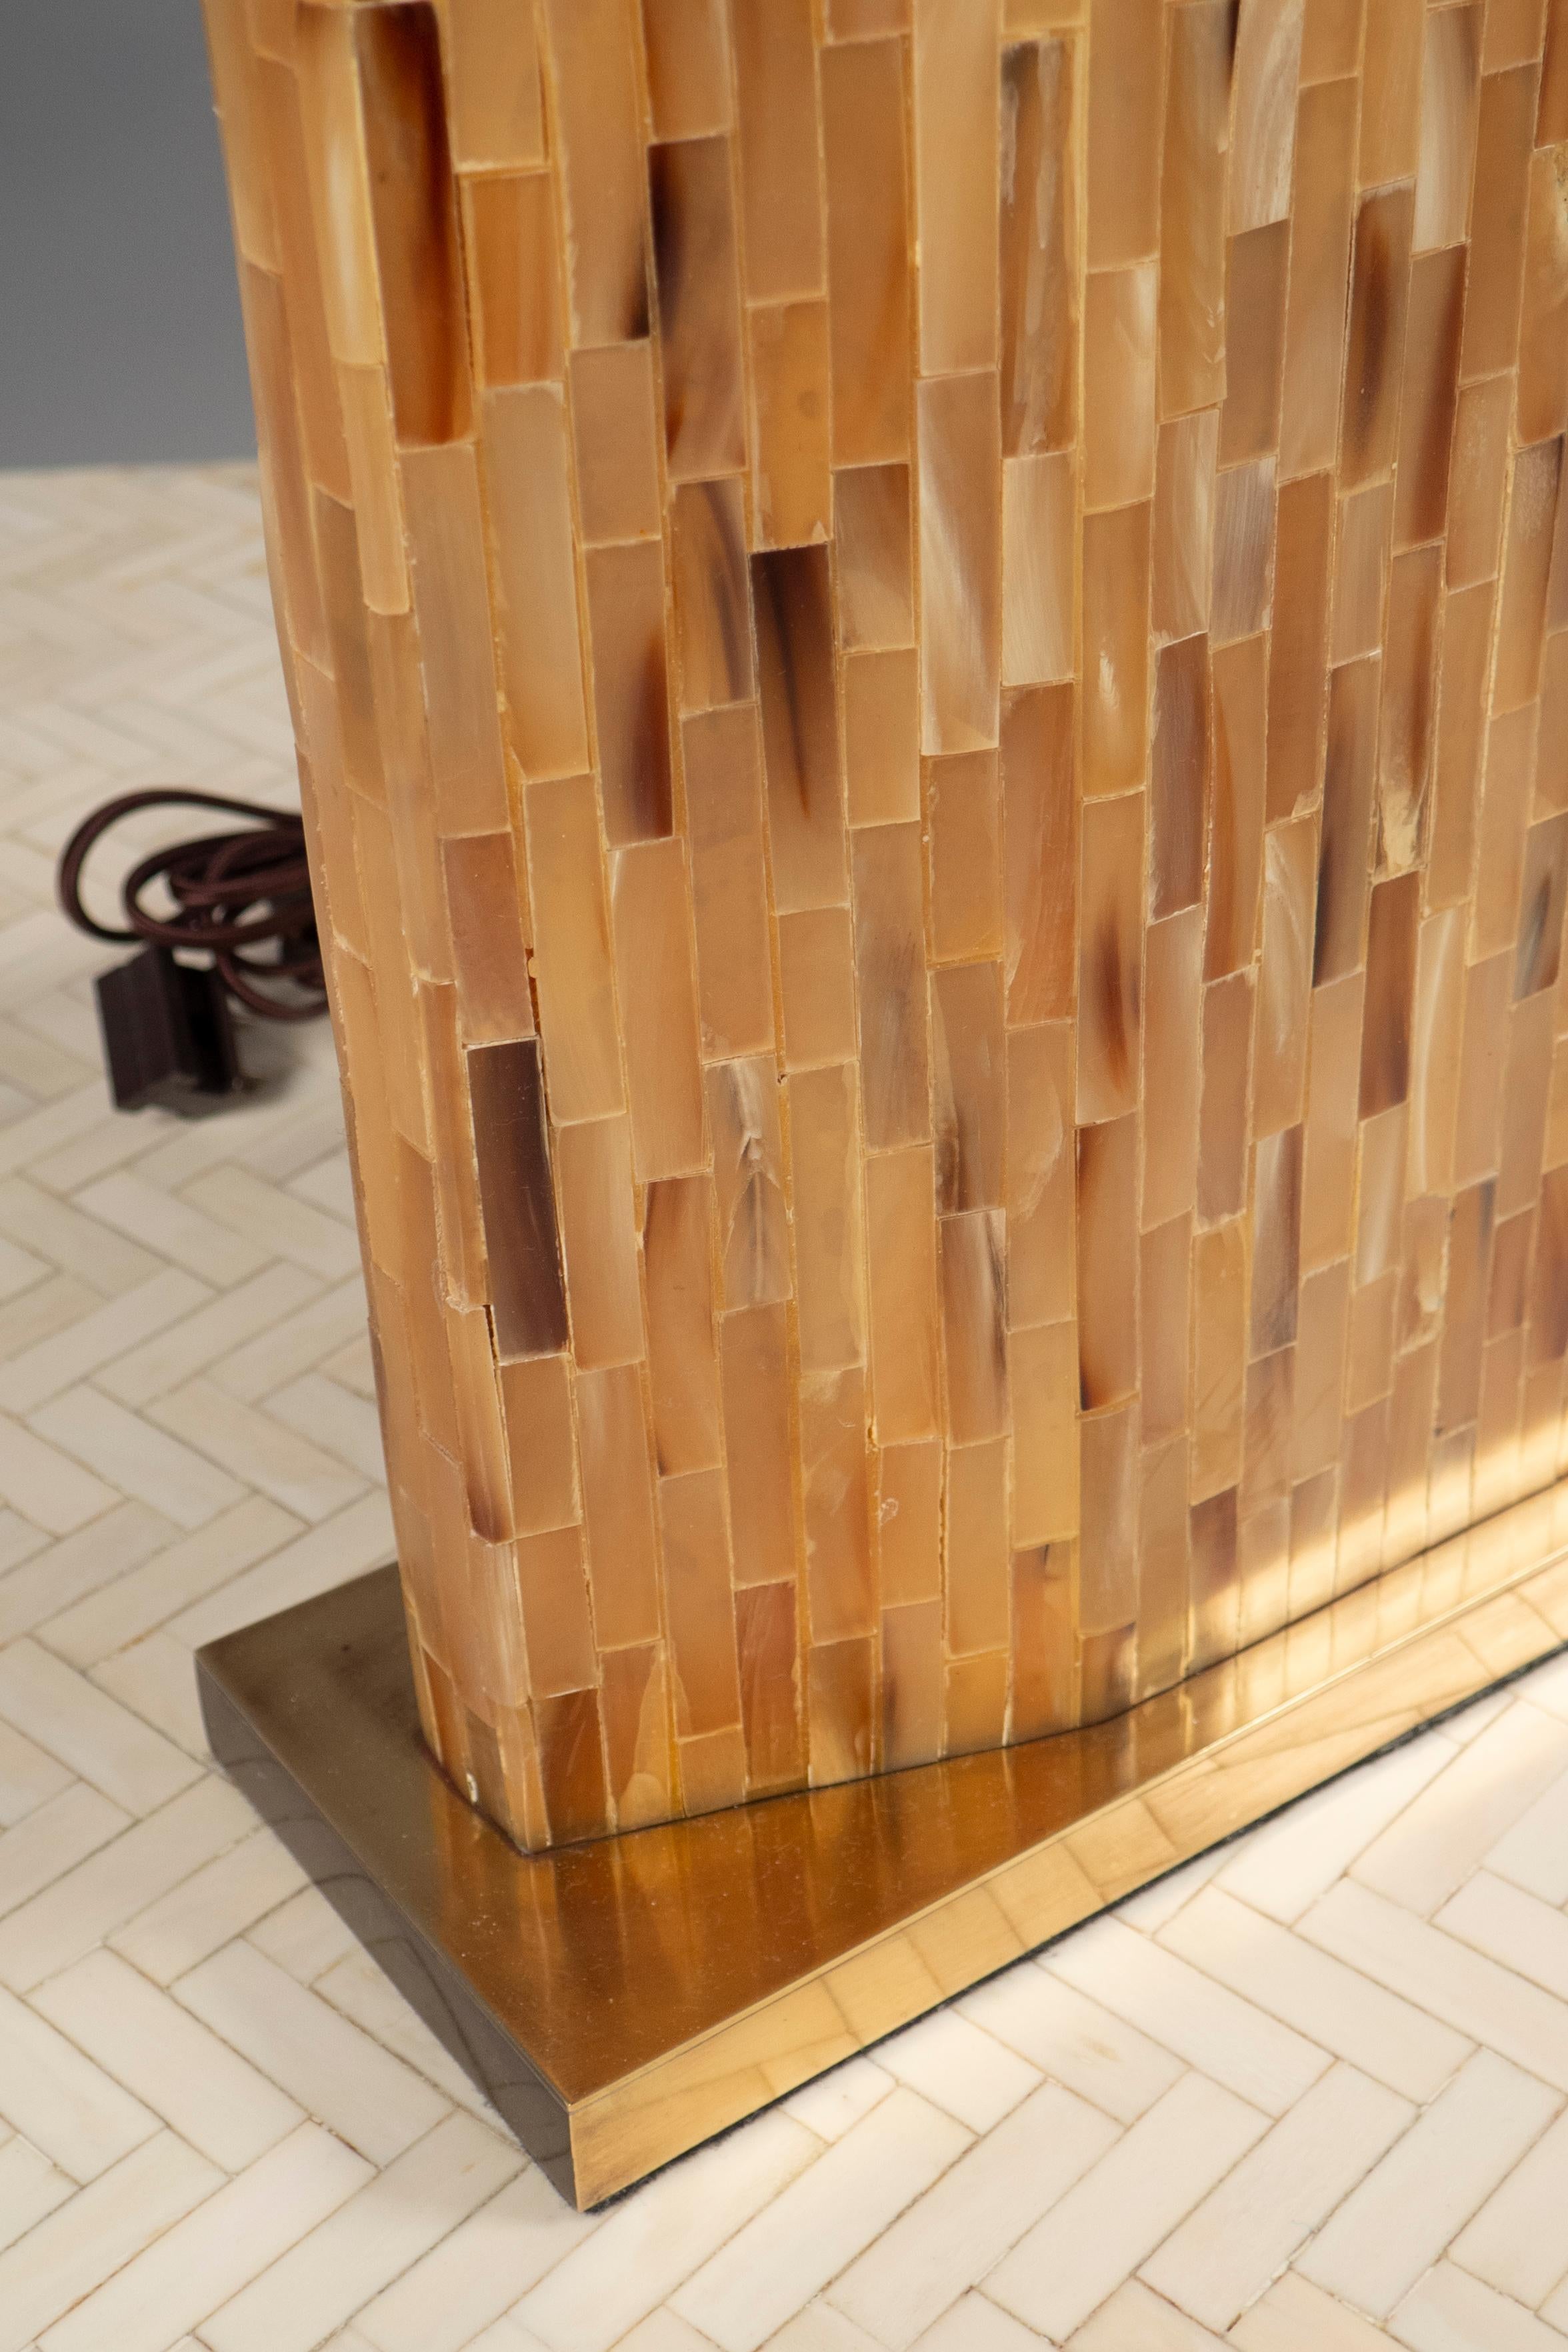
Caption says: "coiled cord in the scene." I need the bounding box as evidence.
[57,788,326,1023]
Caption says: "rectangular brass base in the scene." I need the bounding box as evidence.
[197,1481,1568,2209]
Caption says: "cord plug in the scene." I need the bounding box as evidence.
[95,945,243,1116]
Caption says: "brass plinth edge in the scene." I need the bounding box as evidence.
[197,1479,1568,2208]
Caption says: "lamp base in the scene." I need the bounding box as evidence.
[197,1487,1568,2209]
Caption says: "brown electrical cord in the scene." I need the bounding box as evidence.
[57,789,326,1023]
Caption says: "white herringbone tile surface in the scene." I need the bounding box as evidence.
[3,463,1568,2351]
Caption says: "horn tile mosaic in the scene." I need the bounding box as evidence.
[207,0,1568,1849]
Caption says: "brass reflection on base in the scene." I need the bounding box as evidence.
[199,1480,1568,2211]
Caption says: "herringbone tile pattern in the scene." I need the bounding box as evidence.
[3,463,1568,2351]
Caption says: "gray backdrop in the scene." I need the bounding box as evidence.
[2,0,255,467]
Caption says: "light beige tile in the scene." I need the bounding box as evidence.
[827,2081,1118,2350]
[133,1059,343,1193]
[33,1947,301,2171]
[0,1775,251,1991]
[1544,2261,1568,2329]
[0,921,101,1013]
[23,1100,166,1193]
[1437,1872,1568,2003]
[1296,2051,1559,2317]
[37,1494,300,1669]
[0,1713,70,1825]
[145,1379,363,1523]
[0,2135,71,2257]
[109,1827,305,1984]
[1516,1653,1568,1725]
[0,1234,49,1305]
[0,1276,100,1371]
[1451,2105,1568,2310]
[871,2007,1042,2132]
[287,1150,355,1222]
[1391,2261,1567,2351]
[615,2317,728,2352]
[354,2168,598,2352]
[1353,1706,1568,1916]
[1161,1886,1471,2102]
[0,1781,128,1921]
[0,1637,198,1813]
[166,1487,393,1647]
[76,1172,269,1284]
[0,2131,219,2352]
[37,2122,369,2352]
[201,2113,520,2352]
[29,1385,244,1529]
[0,1412,117,1535]
[672,2090,971,2352]
[266,1373,386,1483]
[314,1947,499,2121]
[183,1166,359,1279]
[1215,1733,1459,1923]
[0,1979,156,2183]
[1488,1767,1568,1906]
[0,1269,209,1414]
[1301,1879,1568,2091]
[1044,1915,1330,2113]
[517,2113,829,2351]
[907,2300,1043,2351]
[0,1501,174,1645]
[1068,2279,1229,2347]
[246,1884,361,1983]
[0,1468,43,1562]
[985,2074,1269,2342]
[1115,1846,1235,1933]
[23,1105,182,1195]
[1141,2063,1413,2330]
[0,1084,114,1181]
[781,2055,895,2141]
[0,1235,59,1331]
[0,1017,88,1102]
[957,1966,1183,2124]
[209,1277,370,1404]
[319,1331,375,1397]
[457,2321,557,2352]
[0,1508,45,1583]
[1231,2270,1407,2350]
[1445,1691,1514,1745]
[0,1079,43,1125]
[97,1262,319,1407]
[92,1629,209,1755]
[0,1177,159,1295]
[173,1941,447,2167]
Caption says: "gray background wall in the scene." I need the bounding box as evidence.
[1,0,256,466]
